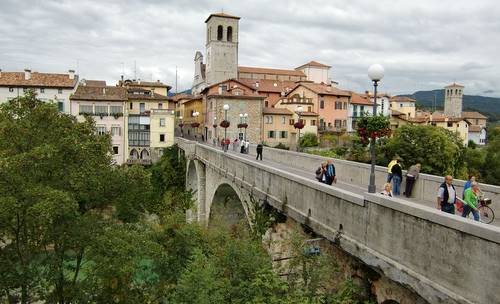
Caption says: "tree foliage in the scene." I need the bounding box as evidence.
[299,132,319,147]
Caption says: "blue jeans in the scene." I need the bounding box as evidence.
[462,205,480,221]
[387,173,393,183]
[392,175,401,195]
[441,203,455,214]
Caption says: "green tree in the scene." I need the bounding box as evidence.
[383,124,465,176]
[482,126,500,185]
[299,132,319,147]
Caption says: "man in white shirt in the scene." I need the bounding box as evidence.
[437,175,456,214]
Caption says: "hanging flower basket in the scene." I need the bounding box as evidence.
[212,124,217,128]
[220,120,230,128]
[356,115,391,141]
[178,123,184,128]
[191,122,200,128]
[294,122,305,130]
[237,123,248,129]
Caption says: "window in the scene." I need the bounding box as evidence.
[140,103,145,113]
[111,126,121,136]
[8,87,13,92]
[158,103,163,109]
[265,101,269,107]
[342,120,347,127]
[40,88,45,93]
[400,103,403,107]
[343,102,347,110]
[79,104,93,114]
[95,105,108,115]
[160,118,165,127]
[320,99,324,109]
[58,88,63,94]
[308,106,311,112]
[335,119,342,128]
[265,116,273,124]
[227,26,233,42]
[447,122,453,127]
[289,119,295,125]
[267,130,275,138]
[23,88,27,93]
[97,125,106,135]
[217,25,223,41]
[335,101,343,109]
[113,146,119,154]
[130,102,133,110]
[58,101,64,112]
[160,134,165,142]
[110,105,123,115]
[281,116,286,124]
[311,120,316,126]
[280,131,288,138]
[238,132,244,140]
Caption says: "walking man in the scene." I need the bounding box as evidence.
[256,143,263,160]
[325,159,337,185]
[404,163,421,198]
[391,160,402,196]
[437,175,456,214]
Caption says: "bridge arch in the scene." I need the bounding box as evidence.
[207,181,250,229]
[186,159,206,222]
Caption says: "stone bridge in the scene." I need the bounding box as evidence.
[176,137,500,304]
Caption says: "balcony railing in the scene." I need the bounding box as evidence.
[127,159,152,165]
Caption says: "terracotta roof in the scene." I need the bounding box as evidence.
[202,78,257,94]
[0,71,78,88]
[391,109,405,116]
[172,93,193,102]
[445,83,464,88]
[238,66,306,77]
[238,78,298,93]
[390,96,416,102]
[121,79,171,89]
[469,125,485,132]
[299,111,319,116]
[205,12,241,23]
[298,82,351,97]
[205,94,265,100]
[406,117,428,123]
[295,60,331,69]
[462,111,487,119]
[70,86,127,101]
[127,89,171,101]
[350,92,373,105]
[82,80,106,87]
[263,107,293,115]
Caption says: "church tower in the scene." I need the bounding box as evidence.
[444,83,464,118]
[205,13,240,86]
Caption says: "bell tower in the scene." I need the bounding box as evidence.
[444,83,464,118]
[205,13,240,86]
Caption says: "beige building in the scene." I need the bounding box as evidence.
[389,96,416,120]
[274,94,319,144]
[262,107,294,147]
[295,61,332,84]
[150,109,176,161]
[119,79,172,97]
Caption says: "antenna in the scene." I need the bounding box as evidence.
[175,66,178,94]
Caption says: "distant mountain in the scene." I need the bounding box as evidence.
[398,90,500,122]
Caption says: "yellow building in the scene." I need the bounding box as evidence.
[389,96,416,120]
[262,107,294,147]
[273,95,319,145]
[150,109,176,161]
[179,96,204,138]
[119,79,172,97]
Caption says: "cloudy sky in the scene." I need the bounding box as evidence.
[1,0,499,96]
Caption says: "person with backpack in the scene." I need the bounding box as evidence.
[391,160,402,196]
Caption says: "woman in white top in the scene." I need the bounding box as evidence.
[380,183,393,197]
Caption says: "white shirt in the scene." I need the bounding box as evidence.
[438,184,456,203]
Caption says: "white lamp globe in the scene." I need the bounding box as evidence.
[297,106,304,112]
[244,113,248,117]
[239,113,243,117]
[179,116,183,120]
[223,104,230,110]
[368,64,384,81]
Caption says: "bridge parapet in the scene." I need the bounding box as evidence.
[175,138,500,304]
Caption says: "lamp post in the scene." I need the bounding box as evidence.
[367,64,384,193]
[223,104,230,152]
[213,116,217,145]
[179,116,184,137]
[296,106,304,151]
[192,111,200,141]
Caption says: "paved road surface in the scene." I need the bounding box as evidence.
[197,140,499,227]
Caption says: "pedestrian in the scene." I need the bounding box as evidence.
[212,137,216,146]
[462,181,480,221]
[380,183,393,197]
[202,134,205,142]
[245,141,250,154]
[391,160,402,196]
[463,175,476,199]
[221,138,225,151]
[233,138,238,151]
[387,158,398,182]
[437,175,456,214]
[315,163,327,183]
[256,143,263,160]
[225,138,230,152]
[240,140,245,153]
[404,163,421,198]
[325,159,337,185]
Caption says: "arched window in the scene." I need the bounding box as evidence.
[217,25,223,41]
[227,26,233,42]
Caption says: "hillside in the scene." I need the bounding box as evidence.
[398,90,500,122]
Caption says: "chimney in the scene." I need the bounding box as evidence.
[218,85,223,95]
[68,69,75,80]
[24,68,31,80]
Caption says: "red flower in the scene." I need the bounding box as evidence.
[178,123,184,128]
[212,124,217,128]
[191,122,200,128]
[220,120,230,128]
[294,122,304,129]
[237,123,248,128]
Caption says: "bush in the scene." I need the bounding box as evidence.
[299,132,319,147]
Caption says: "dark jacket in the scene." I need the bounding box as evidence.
[439,182,456,204]
[391,163,402,179]
[315,167,324,181]
[256,144,263,152]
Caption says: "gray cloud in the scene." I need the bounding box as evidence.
[1,0,499,97]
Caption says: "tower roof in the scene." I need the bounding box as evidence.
[445,83,464,88]
[205,12,241,23]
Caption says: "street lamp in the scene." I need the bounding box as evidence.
[367,63,384,193]
[296,106,304,150]
[179,116,184,137]
[192,111,200,141]
[223,104,230,152]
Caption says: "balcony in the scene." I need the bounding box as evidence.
[127,158,152,165]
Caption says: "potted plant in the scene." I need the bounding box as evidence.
[356,114,391,143]
[191,122,200,128]
[220,120,230,128]
[237,123,248,129]
[293,121,305,130]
